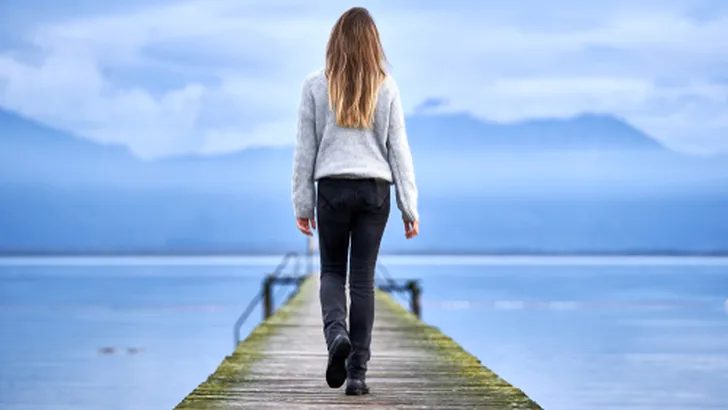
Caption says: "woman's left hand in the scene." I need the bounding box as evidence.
[296,217,316,236]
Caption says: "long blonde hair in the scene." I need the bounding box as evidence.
[325,7,387,129]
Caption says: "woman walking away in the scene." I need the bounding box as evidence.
[291,6,420,396]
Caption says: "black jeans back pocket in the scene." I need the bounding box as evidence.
[360,179,390,212]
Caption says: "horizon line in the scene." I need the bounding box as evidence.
[2,253,728,268]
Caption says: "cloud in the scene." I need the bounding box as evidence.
[0,0,727,158]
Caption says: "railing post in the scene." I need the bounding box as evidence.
[407,280,421,319]
[263,275,274,320]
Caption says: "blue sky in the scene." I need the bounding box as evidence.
[0,0,726,159]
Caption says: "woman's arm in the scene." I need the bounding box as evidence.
[292,79,317,221]
[386,85,419,223]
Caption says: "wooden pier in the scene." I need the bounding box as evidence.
[175,275,542,409]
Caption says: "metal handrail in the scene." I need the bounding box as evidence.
[232,252,301,348]
[376,262,422,318]
[376,263,407,303]
[232,254,421,349]
[376,263,396,286]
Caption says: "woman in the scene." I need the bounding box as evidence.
[291,7,419,396]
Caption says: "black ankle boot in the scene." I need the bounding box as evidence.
[326,334,351,388]
[345,378,370,395]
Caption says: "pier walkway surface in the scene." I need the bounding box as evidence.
[175,275,542,409]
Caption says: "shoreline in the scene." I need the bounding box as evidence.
[2,253,728,267]
[1,249,728,257]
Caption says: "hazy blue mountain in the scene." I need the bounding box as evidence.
[407,112,665,155]
[6,107,722,192]
[1,108,727,254]
[0,108,291,192]
[0,109,147,187]
[0,109,131,157]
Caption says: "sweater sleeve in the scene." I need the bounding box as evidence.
[386,86,419,222]
[291,79,317,219]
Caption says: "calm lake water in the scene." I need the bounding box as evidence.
[0,255,727,410]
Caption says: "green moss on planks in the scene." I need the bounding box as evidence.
[374,290,543,409]
[174,275,543,409]
[174,276,315,409]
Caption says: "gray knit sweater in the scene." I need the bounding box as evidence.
[291,69,419,222]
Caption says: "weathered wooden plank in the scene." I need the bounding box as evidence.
[175,276,543,409]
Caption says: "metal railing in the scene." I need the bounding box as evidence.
[232,251,308,348]
[232,242,423,349]
[376,264,422,319]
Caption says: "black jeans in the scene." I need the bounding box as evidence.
[316,177,390,379]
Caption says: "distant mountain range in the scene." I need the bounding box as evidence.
[409,112,666,153]
[1,108,727,255]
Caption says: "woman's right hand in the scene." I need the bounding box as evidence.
[404,220,419,239]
